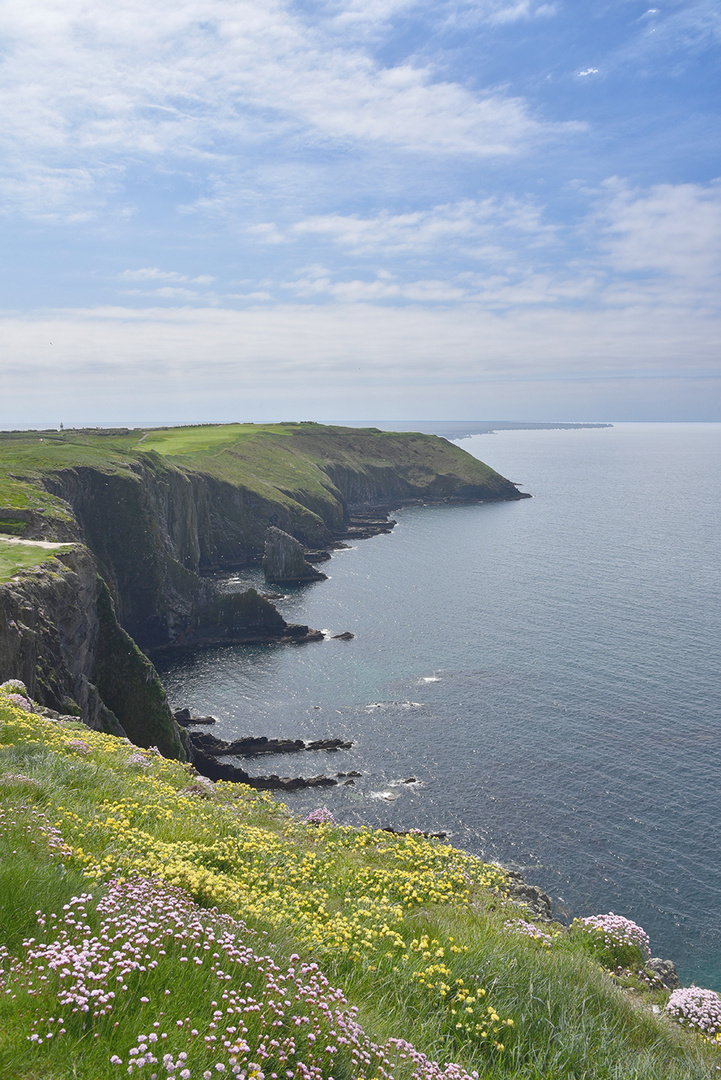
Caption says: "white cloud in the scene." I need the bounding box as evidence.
[436,0,557,28]
[251,196,556,256]
[284,267,471,301]
[578,68,599,77]
[118,268,216,284]
[310,0,557,33]
[281,264,597,305]
[0,164,122,222]
[476,1,557,26]
[113,181,721,317]
[597,179,721,304]
[0,0,576,221]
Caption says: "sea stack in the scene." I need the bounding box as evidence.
[263,527,328,584]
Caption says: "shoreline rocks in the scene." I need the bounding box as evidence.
[382,824,448,840]
[187,729,353,757]
[188,749,339,791]
[504,870,556,922]
[184,720,353,791]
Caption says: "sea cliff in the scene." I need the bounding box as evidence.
[0,422,527,755]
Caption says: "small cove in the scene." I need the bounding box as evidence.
[156,423,721,990]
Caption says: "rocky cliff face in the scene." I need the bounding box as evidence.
[321,459,517,506]
[0,547,185,758]
[42,457,332,647]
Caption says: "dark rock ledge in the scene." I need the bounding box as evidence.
[187,729,352,757]
[191,750,339,791]
[180,713,354,791]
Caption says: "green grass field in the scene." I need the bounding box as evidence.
[0,690,717,1080]
[0,541,74,583]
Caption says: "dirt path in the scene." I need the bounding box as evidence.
[0,536,74,550]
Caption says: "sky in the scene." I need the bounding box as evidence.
[1,0,720,426]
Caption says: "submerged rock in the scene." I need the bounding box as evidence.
[263,527,328,584]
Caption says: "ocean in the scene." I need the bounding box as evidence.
[155,422,721,990]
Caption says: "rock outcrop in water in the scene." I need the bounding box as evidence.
[188,730,352,757]
[188,741,339,791]
[263,527,328,584]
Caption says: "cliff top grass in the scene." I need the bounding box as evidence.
[0,423,502,490]
[0,540,74,584]
[0,689,717,1080]
[137,423,504,493]
[0,424,517,562]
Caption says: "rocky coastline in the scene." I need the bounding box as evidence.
[175,707,354,791]
[0,423,530,756]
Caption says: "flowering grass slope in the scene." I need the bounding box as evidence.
[0,692,717,1080]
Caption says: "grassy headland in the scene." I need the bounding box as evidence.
[0,690,717,1080]
[0,423,527,654]
[0,422,528,756]
[0,422,523,548]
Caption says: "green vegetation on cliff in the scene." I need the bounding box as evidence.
[0,692,716,1080]
[0,422,522,547]
[92,579,185,759]
[0,540,73,583]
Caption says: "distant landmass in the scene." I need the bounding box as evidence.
[336,421,614,440]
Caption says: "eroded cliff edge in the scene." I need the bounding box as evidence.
[0,423,528,755]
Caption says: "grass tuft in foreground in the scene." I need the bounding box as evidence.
[0,691,718,1079]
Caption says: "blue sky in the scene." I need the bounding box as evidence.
[1,0,720,425]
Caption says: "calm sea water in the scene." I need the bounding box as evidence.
[156,423,721,990]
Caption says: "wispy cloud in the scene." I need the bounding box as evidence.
[310,0,557,33]
[469,1,558,26]
[118,268,216,284]
[283,265,597,305]
[616,0,721,61]
[240,179,721,313]
[0,0,577,222]
[251,196,557,255]
[596,179,721,305]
